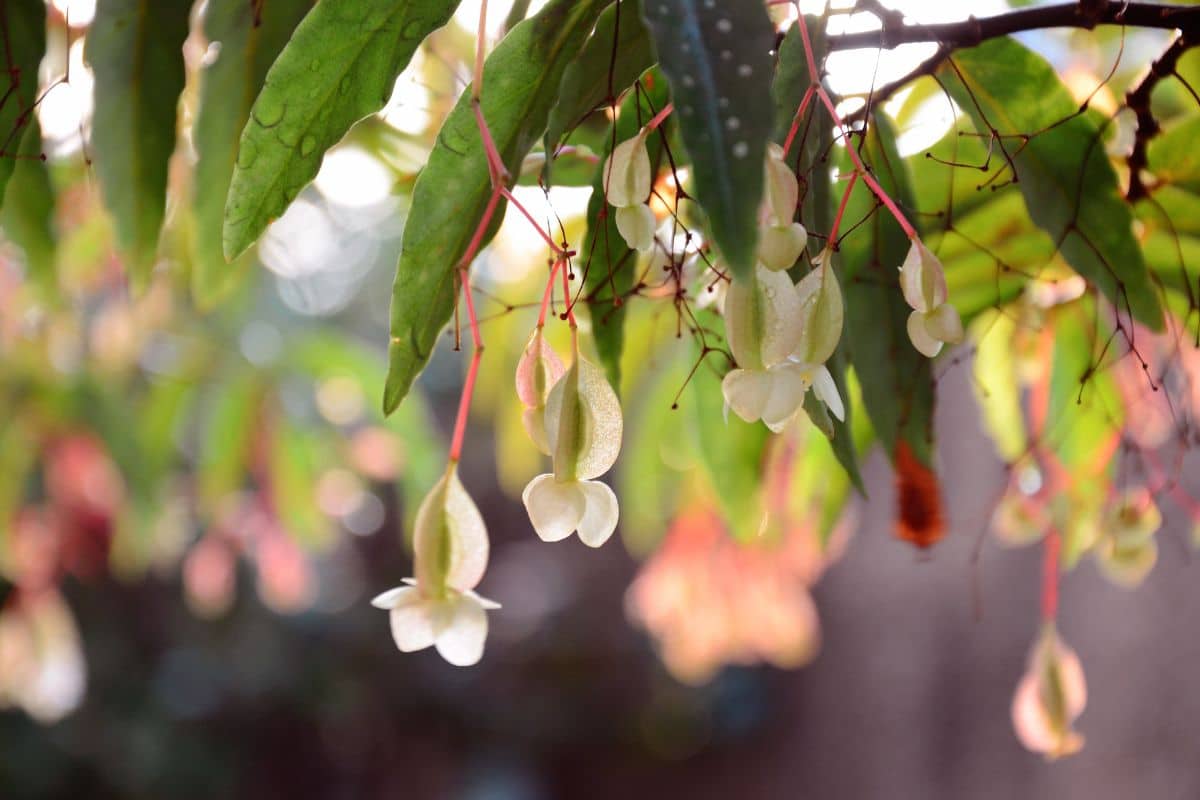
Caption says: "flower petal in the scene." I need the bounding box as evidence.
[907,309,944,358]
[434,593,488,667]
[544,358,624,481]
[515,328,565,408]
[763,150,799,224]
[900,239,948,313]
[794,254,843,366]
[925,302,963,345]
[724,266,804,369]
[722,368,771,424]
[615,204,657,253]
[388,593,436,652]
[522,473,585,542]
[576,480,619,548]
[603,132,652,207]
[761,363,807,430]
[371,584,419,609]
[758,222,807,272]
[811,365,845,422]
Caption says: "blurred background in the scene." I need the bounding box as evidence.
[3,0,1200,797]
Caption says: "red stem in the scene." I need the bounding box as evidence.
[537,258,563,327]
[781,84,815,157]
[645,102,674,133]
[449,266,484,463]
[828,171,859,244]
[1041,528,1060,622]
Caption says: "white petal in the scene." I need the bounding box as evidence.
[925,303,964,345]
[812,365,845,421]
[761,363,807,430]
[412,466,490,593]
[515,328,564,408]
[544,358,623,481]
[603,132,652,207]
[907,309,944,358]
[522,473,585,542]
[576,480,619,548]
[724,266,803,369]
[615,204,657,252]
[793,257,843,366]
[371,584,419,609]
[465,589,502,611]
[900,239,948,313]
[758,222,807,272]
[763,153,799,224]
[722,368,771,424]
[434,594,488,667]
[389,594,437,652]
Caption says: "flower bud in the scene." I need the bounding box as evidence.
[724,264,803,371]
[900,238,948,313]
[615,203,656,252]
[763,143,799,225]
[515,329,565,454]
[413,465,489,596]
[758,221,807,272]
[1011,624,1087,760]
[544,357,623,483]
[792,251,843,367]
[603,129,651,208]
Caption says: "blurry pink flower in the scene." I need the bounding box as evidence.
[1012,624,1087,759]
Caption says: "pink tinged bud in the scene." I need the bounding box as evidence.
[412,465,490,595]
[763,144,799,224]
[1012,624,1087,760]
[792,252,844,367]
[615,204,657,252]
[724,264,804,370]
[603,130,652,208]
[900,238,948,313]
[758,222,808,272]
[516,329,565,454]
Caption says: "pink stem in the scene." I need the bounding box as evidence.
[537,258,563,328]
[460,185,504,270]
[795,12,821,84]
[449,266,484,463]
[560,256,577,327]
[828,171,859,244]
[500,185,567,255]
[646,102,674,133]
[781,84,815,158]
[472,0,488,99]
[473,101,509,184]
[1041,528,1060,622]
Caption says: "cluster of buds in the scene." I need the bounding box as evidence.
[371,464,500,666]
[899,239,964,358]
[603,127,657,252]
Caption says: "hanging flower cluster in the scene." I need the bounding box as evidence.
[604,127,657,253]
[900,239,964,358]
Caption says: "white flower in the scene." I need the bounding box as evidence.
[371,465,499,667]
[1012,624,1087,760]
[784,251,845,423]
[615,203,657,252]
[900,238,963,358]
[522,357,623,547]
[763,142,799,225]
[603,129,651,208]
[758,221,807,272]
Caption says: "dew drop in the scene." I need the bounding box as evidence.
[253,95,285,127]
[300,135,317,157]
[309,59,321,72]
[339,76,353,95]
[236,140,257,169]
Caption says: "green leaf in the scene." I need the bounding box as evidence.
[905,112,1008,226]
[544,0,655,152]
[688,349,769,542]
[1,118,56,296]
[383,0,612,415]
[640,0,775,279]
[838,115,937,467]
[86,0,190,289]
[1147,115,1200,194]
[583,70,669,389]
[192,0,312,307]
[937,37,1163,331]
[0,0,44,207]
[269,418,333,550]
[223,0,460,260]
[199,371,262,510]
[970,309,1026,463]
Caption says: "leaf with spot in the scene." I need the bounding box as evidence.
[583,70,669,390]
[383,0,612,415]
[1,118,56,297]
[0,0,44,208]
[86,0,190,289]
[223,0,461,261]
[192,0,312,308]
[838,115,937,469]
[937,37,1163,331]
[544,0,656,154]
[639,0,775,280]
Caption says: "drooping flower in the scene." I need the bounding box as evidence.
[721,264,807,431]
[515,328,565,454]
[1094,488,1160,588]
[603,128,657,252]
[758,143,808,272]
[372,465,499,666]
[900,238,963,358]
[522,357,623,547]
[1011,623,1087,760]
[787,249,845,422]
